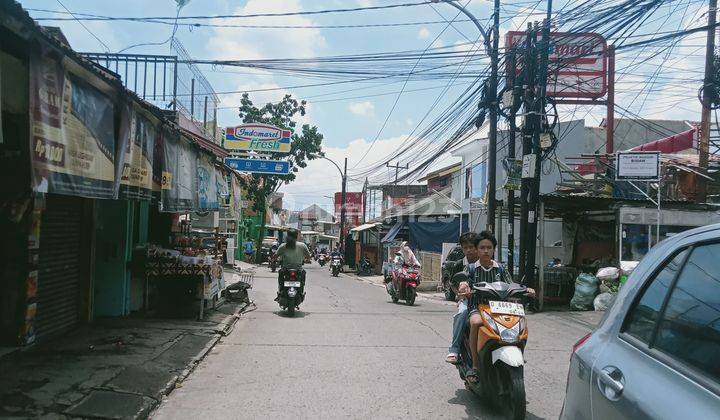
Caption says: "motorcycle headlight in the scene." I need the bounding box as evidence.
[481,311,500,334]
[500,325,520,343]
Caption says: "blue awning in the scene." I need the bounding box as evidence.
[381,221,405,243]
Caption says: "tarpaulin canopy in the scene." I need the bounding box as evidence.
[408,219,468,253]
[381,221,405,243]
[350,222,381,232]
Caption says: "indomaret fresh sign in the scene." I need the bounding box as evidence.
[223,123,291,153]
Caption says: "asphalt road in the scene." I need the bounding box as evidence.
[153,263,600,420]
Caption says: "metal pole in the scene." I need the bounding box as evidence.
[172,58,178,111]
[519,23,535,282]
[657,180,661,245]
[538,201,545,312]
[203,96,208,130]
[340,158,348,252]
[486,0,500,234]
[190,78,195,121]
[699,0,717,202]
[606,46,616,154]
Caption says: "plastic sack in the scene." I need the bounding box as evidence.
[594,292,616,311]
[596,267,620,282]
[620,261,639,276]
[570,273,599,311]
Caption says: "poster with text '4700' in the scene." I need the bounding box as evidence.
[29,48,116,199]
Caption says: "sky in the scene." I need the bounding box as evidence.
[23,0,709,213]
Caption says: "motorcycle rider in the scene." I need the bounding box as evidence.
[399,241,420,267]
[273,229,312,299]
[445,232,482,367]
[446,231,535,384]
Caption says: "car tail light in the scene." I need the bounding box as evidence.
[290,271,297,278]
[572,332,592,357]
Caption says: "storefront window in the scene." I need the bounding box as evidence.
[621,224,695,261]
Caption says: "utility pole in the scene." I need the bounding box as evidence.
[386,161,409,184]
[340,158,348,251]
[487,0,501,235]
[699,0,717,202]
[507,51,520,278]
[362,177,368,224]
[518,23,536,283]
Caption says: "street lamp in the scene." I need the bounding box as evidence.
[431,0,500,234]
[311,154,348,251]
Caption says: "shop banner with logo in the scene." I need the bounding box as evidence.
[118,103,156,200]
[197,153,219,210]
[29,48,116,198]
[160,131,198,212]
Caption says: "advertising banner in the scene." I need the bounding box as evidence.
[616,152,660,181]
[29,48,116,198]
[161,131,198,212]
[118,104,156,200]
[223,123,291,153]
[506,32,608,99]
[197,153,220,210]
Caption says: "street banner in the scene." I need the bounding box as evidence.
[224,157,290,175]
[223,123,291,153]
[197,153,220,210]
[118,103,156,200]
[29,48,116,198]
[506,32,608,99]
[161,130,199,212]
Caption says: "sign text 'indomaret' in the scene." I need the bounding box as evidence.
[223,123,291,153]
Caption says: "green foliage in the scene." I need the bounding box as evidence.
[236,93,324,212]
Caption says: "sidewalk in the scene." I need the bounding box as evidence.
[0,302,246,419]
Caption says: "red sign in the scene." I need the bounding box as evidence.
[505,32,608,99]
[335,192,363,227]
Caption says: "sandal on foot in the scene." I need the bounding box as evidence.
[466,368,479,384]
[446,353,459,364]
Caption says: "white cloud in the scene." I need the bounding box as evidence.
[207,0,326,127]
[348,101,375,117]
[418,27,431,40]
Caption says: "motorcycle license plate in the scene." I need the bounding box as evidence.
[489,301,525,316]
[283,281,301,287]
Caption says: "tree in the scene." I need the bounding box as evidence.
[236,93,323,246]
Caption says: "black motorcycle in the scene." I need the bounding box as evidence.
[277,269,305,316]
[358,257,373,276]
[317,254,327,267]
[330,256,342,277]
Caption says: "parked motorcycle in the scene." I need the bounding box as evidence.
[451,272,529,420]
[317,254,327,267]
[358,256,373,276]
[330,256,342,277]
[277,269,306,316]
[385,263,420,305]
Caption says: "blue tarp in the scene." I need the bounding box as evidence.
[408,219,469,253]
[381,221,405,243]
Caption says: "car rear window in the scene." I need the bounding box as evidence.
[624,250,688,344]
[654,243,720,383]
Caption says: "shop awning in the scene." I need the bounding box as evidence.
[381,221,405,243]
[350,222,381,232]
[319,234,339,241]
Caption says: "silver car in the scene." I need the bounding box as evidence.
[560,223,720,420]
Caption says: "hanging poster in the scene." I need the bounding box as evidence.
[230,172,242,218]
[119,105,156,200]
[197,153,219,210]
[29,48,116,198]
[161,130,198,212]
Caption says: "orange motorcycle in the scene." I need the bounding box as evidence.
[452,272,529,420]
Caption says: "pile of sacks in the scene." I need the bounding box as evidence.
[570,262,638,311]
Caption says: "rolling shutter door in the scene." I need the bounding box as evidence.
[35,195,84,341]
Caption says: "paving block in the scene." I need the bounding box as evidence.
[65,390,153,420]
[106,365,177,400]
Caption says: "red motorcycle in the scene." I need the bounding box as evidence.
[385,263,420,306]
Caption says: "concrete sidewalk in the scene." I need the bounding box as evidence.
[0,302,246,419]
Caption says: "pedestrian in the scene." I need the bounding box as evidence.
[243,240,254,263]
